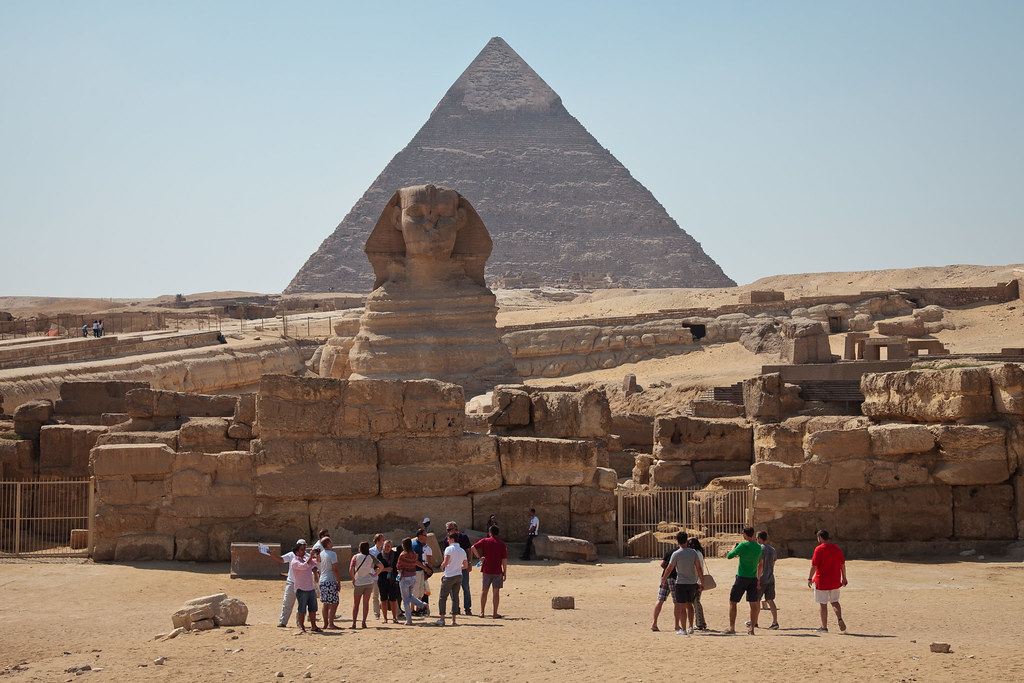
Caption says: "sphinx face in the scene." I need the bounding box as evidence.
[396,185,462,258]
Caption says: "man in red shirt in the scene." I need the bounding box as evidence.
[807,529,848,632]
[471,525,509,618]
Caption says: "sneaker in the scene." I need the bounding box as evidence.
[744,621,758,628]
[277,623,287,628]
[685,628,694,635]
[815,627,828,632]
[767,623,780,630]
[675,629,686,635]
[423,606,430,617]
[433,618,445,626]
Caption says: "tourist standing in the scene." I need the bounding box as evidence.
[397,537,430,625]
[350,541,380,629]
[376,539,401,623]
[753,531,779,629]
[412,528,433,614]
[687,537,709,631]
[318,537,341,628]
[471,525,508,618]
[808,529,848,632]
[521,508,539,560]
[270,539,306,628]
[369,533,385,620]
[435,529,469,626]
[290,544,321,632]
[726,526,763,635]
[651,544,678,632]
[443,521,473,616]
[660,531,703,636]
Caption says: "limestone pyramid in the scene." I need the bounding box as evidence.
[286,37,735,294]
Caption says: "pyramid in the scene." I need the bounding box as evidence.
[286,37,735,294]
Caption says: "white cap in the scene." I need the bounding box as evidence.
[422,517,430,525]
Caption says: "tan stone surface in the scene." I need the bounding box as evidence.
[654,416,753,462]
[861,368,995,423]
[378,434,502,497]
[497,437,597,487]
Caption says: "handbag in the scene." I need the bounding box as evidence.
[702,573,717,590]
[422,564,434,578]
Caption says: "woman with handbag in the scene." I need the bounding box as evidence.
[688,537,711,630]
[349,541,381,629]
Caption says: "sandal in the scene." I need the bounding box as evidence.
[838,619,847,632]
[651,626,659,632]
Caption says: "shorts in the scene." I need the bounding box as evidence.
[814,588,841,604]
[729,576,760,603]
[378,579,400,603]
[656,577,677,602]
[482,573,504,591]
[673,582,698,604]
[319,580,339,604]
[756,580,776,601]
[296,588,318,614]
[353,582,374,597]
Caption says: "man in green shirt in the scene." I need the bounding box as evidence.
[725,526,762,635]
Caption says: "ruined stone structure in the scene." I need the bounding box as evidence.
[286,37,734,293]
[346,185,520,397]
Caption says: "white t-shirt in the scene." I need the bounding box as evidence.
[351,553,377,586]
[281,551,297,582]
[529,515,540,535]
[319,549,338,584]
[422,544,433,566]
[442,544,467,579]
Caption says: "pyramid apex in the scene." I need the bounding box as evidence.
[440,37,560,113]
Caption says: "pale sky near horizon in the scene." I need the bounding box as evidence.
[1,1,1021,299]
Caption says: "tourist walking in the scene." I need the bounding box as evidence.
[726,526,763,635]
[687,537,709,631]
[397,537,430,625]
[660,531,704,636]
[376,539,401,623]
[442,521,473,615]
[471,525,508,618]
[318,537,341,628]
[435,529,470,626]
[521,508,539,560]
[350,541,380,629]
[808,529,848,632]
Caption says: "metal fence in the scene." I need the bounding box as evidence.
[617,486,752,558]
[0,479,95,558]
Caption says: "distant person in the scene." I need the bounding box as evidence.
[369,533,386,620]
[751,531,779,630]
[442,521,473,616]
[486,514,497,532]
[471,525,508,618]
[289,541,321,632]
[808,529,847,632]
[412,527,433,614]
[660,531,703,636]
[318,537,341,628]
[92,320,99,338]
[97,320,103,337]
[687,537,709,631]
[216,331,227,344]
[435,529,470,626]
[726,526,762,635]
[521,508,539,560]
[81,323,89,338]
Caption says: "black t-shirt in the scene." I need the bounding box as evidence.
[661,549,677,580]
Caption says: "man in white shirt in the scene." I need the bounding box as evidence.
[435,530,470,626]
[521,508,539,560]
[271,539,307,627]
[369,533,385,619]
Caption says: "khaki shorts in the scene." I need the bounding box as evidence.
[814,588,841,604]
[353,582,374,597]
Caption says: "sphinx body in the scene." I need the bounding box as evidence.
[347,185,520,397]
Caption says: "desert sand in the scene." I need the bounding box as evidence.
[3,554,1024,681]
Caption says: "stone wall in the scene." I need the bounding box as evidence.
[88,376,616,561]
[752,365,1024,552]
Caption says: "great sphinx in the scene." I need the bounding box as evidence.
[346,184,521,397]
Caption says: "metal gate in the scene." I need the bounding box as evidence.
[616,486,752,558]
[0,479,95,558]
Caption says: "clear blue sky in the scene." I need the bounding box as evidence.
[2,1,1021,298]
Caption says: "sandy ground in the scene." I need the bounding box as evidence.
[2,555,1024,681]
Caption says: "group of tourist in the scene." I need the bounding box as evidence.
[82,320,104,337]
[653,527,847,636]
[272,518,509,631]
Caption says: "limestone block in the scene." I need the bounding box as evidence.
[826,460,867,489]
[848,313,874,332]
[114,534,175,561]
[800,462,829,488]
[569,486,615,516]
[13,398,53,438]
[227,423,252,440]
[533,534,597,562]
[654,416,753,462]
[752,487,815,510]
[100,413,130,426]
[399,379,465,436]
[95,431,178,449]
[254,437,378,499]
[213,597,249,627]
[626,530,658,557]
[234,393,257,425]
[836,486,952,541]
[551,596,576,609]
[632,453,654,485]
[753,423,805,465]
[95,475,161,505]
[173,485,255,518]
[743,373,804,422]
[750,461,800,488]
[611,413,654,448]
[648,461,698,489]
[230,542,285,578]
[91,443,176,477]
[804,429,870,462]
[488,386,531,426]
[256,375,346,437]
[472,486,571,536]
[379,434,501,497]
[55,380,148,416]
[693,460,753,486]
[309,496,473,550]
[93,502,158,536]
[202,500,312,562]
[876,317,926,337]
[530,388,611,439]
[498,437,597,486]
[861,368,994,423]
[953,485,1016,539]
[814,488,840,508]
[912,305,945,323]
[174,528,209,561]
[866,463,931,489]
[931,424,1007,461]
[210,451,254,487]
[190,618,216,631]
[991,363,1024,415]
[868,423,935,456]
[932,460,1009,485]
[569,517,616,544]
[178,417,235,453]
[39,424,107,475]
[592,467,617,491]
[781,318,832,364]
